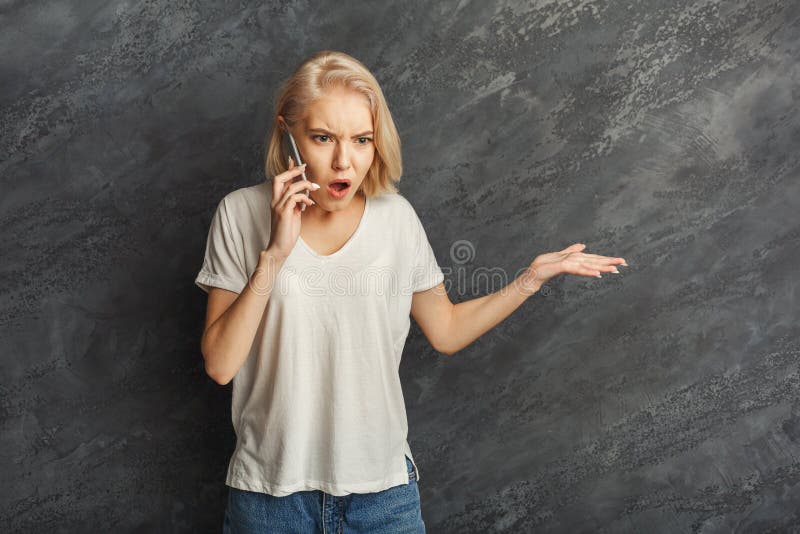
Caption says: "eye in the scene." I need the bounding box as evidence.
[312,135,372,144]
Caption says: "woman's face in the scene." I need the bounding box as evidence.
[280,86,375,212]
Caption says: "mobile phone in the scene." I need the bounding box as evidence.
[283,130,310,212]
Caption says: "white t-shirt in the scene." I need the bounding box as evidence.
[194,180,444,496]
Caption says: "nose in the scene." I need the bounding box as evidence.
[332,143,351,171]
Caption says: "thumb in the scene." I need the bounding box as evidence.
[562,242,586,252]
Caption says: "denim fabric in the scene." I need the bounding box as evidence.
[222,455,425,533]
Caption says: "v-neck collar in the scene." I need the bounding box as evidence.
[297,195,370,259]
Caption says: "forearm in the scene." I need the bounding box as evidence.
[443,269,541,355]
[202,249,286,384]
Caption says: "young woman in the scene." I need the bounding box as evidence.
[195,50,626,533]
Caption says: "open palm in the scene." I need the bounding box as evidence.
[524,243,627,290]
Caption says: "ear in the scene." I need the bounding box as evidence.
[277,115,286,132]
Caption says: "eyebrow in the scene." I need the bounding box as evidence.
[307,127,374,137]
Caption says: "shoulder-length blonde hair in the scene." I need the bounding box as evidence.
[264,50,402,197]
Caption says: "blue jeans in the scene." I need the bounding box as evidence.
[222,455,426,533]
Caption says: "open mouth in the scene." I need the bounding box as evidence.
[327,180,351,198]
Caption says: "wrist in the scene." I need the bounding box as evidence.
[249,249,286,296]
[255,248,287,279]
[260,246,288,265]
[513,267,542,297]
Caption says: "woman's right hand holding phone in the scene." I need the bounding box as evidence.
[266,157,319,259]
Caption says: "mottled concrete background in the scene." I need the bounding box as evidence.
[2,0,799,532]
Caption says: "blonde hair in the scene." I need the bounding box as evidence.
[264,50,402,197]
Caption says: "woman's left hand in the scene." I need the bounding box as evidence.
[518,243,628,293]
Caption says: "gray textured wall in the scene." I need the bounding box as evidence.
[2,1,799,532]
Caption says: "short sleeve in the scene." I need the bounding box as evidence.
[410,208,445,293]
[194,197,249,294]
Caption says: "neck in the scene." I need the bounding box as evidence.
[305,190,365,225]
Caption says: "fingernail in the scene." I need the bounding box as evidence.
[300,163,307,167]
[611,268,620,274]
[312,183,320,189]
[596,274,602,278]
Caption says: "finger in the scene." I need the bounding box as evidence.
[272,162,307,206]
[594,256,628,266]
[561,257,604,277]
[277,181,318,211]
[580,256,622,269]
[582,256,619,266]
[277,164,308,187]
[576,264,604,277]
[565,262,603,277]
[272,157,294,206]
[580,252,626,264]
[299,194,315,209]
[279,191,314,213]
[291,193,315,213]
[276,188,296,211]
[285,177,320,196]
[276,162,307,182]
[583,260,621,273]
